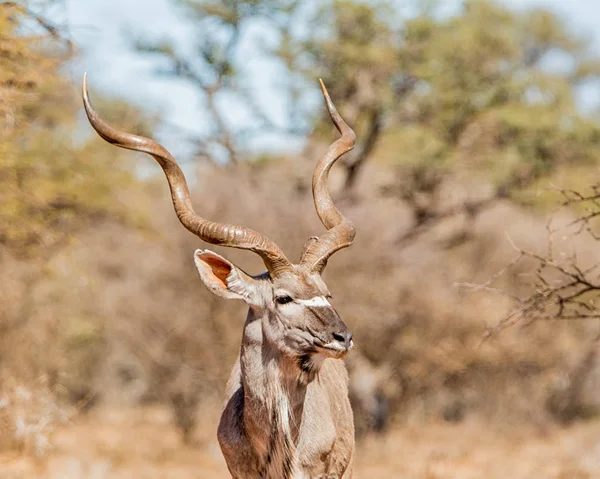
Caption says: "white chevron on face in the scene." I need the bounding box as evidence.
[296,296,331,307]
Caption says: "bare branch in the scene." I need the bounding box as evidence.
[4,2,74,52]
[342,109,383,192]
[481,233,600,336]
[548,183,600,237]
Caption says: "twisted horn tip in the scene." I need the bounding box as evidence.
[82,72,89,103]
[318,79,336,116]
[318,79,355,143]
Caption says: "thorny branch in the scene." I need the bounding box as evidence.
[493,248,600,332]
[460,186,600,338]
[549,183,600,239]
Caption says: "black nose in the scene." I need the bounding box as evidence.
[332,330,353,349]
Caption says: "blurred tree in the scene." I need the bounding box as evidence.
[0,3,155,434]
[379,0,600,243]
[293,0,600,195]
[133,0,302,164]
[0,2,151,259]
[134,0,600,207]
[394,1,600,184]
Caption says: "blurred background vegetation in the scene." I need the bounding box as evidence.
[3,0,600,477]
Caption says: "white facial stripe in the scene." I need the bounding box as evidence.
[297,296,331,307]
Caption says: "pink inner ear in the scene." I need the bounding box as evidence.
[199,252,232,285]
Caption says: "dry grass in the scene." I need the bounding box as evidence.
[0,378,71,457]
[1,404,599,478]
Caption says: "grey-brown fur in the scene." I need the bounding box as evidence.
[194,257,355,478]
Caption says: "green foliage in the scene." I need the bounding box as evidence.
[0,4,151,259]
[142,0,600,196]
[402,2,599,171]
[298,0,600,192]
[0,5,159,450]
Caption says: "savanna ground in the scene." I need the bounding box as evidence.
[2,405,600,478]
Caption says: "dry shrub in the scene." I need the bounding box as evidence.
[3,159,600,448]
[0,377,71,456]
[0,259,78,455]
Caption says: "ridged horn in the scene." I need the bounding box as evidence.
[301,80,356,272]
[82,73,293,277]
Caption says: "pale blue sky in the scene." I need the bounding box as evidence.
[60,0,600,159]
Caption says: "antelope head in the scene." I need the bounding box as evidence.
[82,76,356,370]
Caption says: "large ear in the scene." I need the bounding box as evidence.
[193,249,261,306]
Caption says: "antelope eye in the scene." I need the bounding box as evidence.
[276,295,293,305]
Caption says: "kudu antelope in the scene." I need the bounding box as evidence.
[82,74,357,478]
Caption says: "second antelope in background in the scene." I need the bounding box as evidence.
[83,74,357,479]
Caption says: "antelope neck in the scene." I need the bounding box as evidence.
[239,308,308,478]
